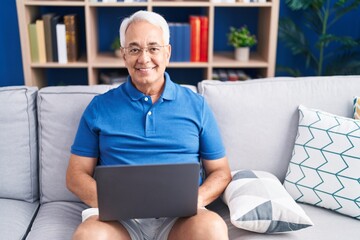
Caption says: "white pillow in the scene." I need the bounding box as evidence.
[223,170,313,233]
[284,105,360,219]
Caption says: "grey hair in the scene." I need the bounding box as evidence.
[119,10,170,47]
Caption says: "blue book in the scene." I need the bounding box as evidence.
[182,23,191,62]
[174,24,182,62]
[169,23,178,62]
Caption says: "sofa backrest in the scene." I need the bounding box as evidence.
[0,86,39,202]
[199,76,360,181]
[37,85,115,203]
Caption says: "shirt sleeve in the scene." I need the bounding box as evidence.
[199,98,226,160]
[70,98,100,158]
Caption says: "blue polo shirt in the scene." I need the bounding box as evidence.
[71,73,225,174]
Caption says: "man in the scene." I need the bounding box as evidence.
[66,10,231,240]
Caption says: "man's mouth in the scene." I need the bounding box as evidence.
[135,66,156,72]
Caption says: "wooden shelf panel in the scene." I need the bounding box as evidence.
[89,2,148,7]
[93,52,208,68]
[212,52,268,68]
[30,55,88,68]
[24,1,85,6]
[212,2,272,7]
[168,62,208,68]
[92,52,125,68]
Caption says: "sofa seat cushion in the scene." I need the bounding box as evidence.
[0,199,39,239]
[0,86,38,202]
[26,201,87,240]
[209,199,360,239]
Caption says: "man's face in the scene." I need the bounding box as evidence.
[122,21,171,87]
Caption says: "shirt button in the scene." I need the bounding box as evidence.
[144,97,149,101]
[148,111,152,116]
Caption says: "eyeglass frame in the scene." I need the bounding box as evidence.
[121,44,169,57]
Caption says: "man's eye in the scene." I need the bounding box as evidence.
[150,47,160,53]
[129,48,140,54]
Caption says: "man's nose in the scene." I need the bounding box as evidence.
[137,49,151,62]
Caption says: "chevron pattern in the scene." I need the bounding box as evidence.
[353,97,360,120]
[284,105,360,220]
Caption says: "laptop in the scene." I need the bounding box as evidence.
[94,162,200,221]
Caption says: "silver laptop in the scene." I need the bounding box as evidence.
[94,162,200,221]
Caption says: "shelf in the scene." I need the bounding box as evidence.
[89,2,148,7]
[25,1,85,6]
[92,52,125,68]
[16,0,279,86]
[212,52,268,68]
[31,55,88,68]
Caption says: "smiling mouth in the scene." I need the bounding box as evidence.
[135,66,156,71]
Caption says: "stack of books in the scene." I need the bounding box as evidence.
[212,69,252,81]
[169,15,208,63]
[28,14,80,64]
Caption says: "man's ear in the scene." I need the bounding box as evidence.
[166,44,171,62]
[121,48,126,61]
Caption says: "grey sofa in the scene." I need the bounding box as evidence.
[1,75,359,240]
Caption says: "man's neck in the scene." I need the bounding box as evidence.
[132,81,165,104]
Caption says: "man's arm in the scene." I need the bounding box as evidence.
[66,154,98,208]
[198,157,231,208]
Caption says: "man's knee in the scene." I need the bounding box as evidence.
[170,209,228,240]
[200,210,228,238]
[72,217,131,240]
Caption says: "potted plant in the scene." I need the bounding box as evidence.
[228,25,257,62]
[111,36,121,58]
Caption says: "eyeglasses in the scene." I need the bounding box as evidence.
[122,45,168,57]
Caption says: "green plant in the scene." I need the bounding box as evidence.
[111,36,121,50]
[278,0,360,76]
[228,26,257,48]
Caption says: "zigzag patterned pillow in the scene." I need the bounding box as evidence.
[284,105,360,219]
[353,96,360,119]
[223,170,313,233]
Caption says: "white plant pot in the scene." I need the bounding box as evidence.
[114,49,122,58]
[235,47,250,62]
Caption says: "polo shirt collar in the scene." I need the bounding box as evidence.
[125,72,176,101]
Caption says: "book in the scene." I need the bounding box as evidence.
[199,16,208,62]
[189,16,201,62]
[181,23,191,62]
[64,14,79,62]
[100,72,127,85]
[42,13,55,62]
[56,23,67,64]
[50,15,61,62]
[36,19,47,63]
[169,23,178,62]
[28,23,39,63]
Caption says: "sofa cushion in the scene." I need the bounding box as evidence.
[210,198,360,240]
[223,170,313,233]
[26,201,86,240]
[37,85,114,203]
[198,76,360,181]
[0,198,39,240]
[284,105,360,219]
[0,86,39,202]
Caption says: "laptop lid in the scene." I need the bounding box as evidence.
[94,162,200,221]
